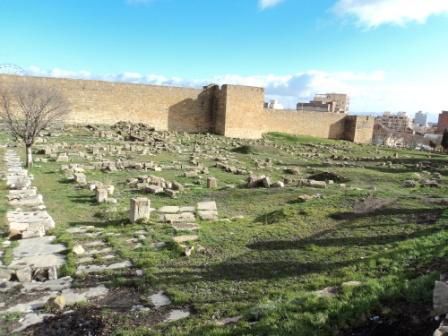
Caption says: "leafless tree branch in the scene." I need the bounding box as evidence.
[0,80,70,167]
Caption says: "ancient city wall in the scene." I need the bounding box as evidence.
[216,85,354,141]
[344,116,374,144]
[0,75,374,144]
[262,110,347,139]
[216,85,266,139]
[0,75,213,132]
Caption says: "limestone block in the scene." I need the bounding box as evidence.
[56,153,69,162]
[72,244,85,256]
[197,201,218,221]
[161,212,195,224]
[106,185,115,196]
[207,177,218,189]
[158,206,180,214]
[74,173,87,185]
[96,188,108,203]
[16,266,32,282]
[197,201,217,212]
[271,181,285,188]
[306,180,327,189]
[172,181,184,191]
[146,185,164,194]
[21,222,46,239]
[164,189,178,198]
[434,281,448,315]
[129,198,151,223]
[261,176,271,188]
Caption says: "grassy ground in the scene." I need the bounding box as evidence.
[7,128,448,335]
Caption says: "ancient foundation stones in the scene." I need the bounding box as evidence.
[129,197,152,223]
[197,201,218,221]
[96,187,108,203]
[74,172,87,185]
[56,153,69,162]
[207,177,218,189]
[3,150,66,285]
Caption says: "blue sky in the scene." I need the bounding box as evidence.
[1,0,448,119]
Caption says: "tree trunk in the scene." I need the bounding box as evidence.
[26,145,33,168]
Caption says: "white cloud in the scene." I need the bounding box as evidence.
[335,0,448,27]
[259,0,283,10]
[17,66,447,121]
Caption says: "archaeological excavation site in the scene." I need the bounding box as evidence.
[0,74,447,336]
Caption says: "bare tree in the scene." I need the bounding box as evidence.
[0,81,70,167]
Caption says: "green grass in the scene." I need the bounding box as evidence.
[10,128,448,335]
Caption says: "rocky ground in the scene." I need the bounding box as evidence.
[1,125,448,335]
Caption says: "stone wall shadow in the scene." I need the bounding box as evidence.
[167,89,215,133]
[329,118,347,140]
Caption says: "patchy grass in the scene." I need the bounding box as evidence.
[11,128,448,335]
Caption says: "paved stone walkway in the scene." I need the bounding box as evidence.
[0,149,190,332]
[0,149,108,332]
[68,225,133,276]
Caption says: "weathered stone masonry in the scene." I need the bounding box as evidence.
[0,75,374,143]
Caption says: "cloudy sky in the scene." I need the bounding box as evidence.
[1,0,447,121]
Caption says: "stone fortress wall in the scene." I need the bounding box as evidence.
[0,75,374,143]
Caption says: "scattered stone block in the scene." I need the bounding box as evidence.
[184,171,198,178]
[184,245,194,257]
[172,181,184,192]
[303,179,327,189]
[403,180,418,188]
[0,267,12,281]
[150,291,171,309]
[162,212,196,224]
[158,206,180,214]
[173,235,199,244]
[49,295,66,310]
[74,173,87,185]
[165,309,190,322]
[15,266,32,282]
[72,244,85,256]
[129,197,151,223]
[434,281,448,315]
[106,185,115,196]
[146,185,164,194]
[285,167,300,175]
[271,181,284,188]
[96,188,108,203]
[56,153,69,162]
[171,222,199,231]
[164,189,178,198]
[197,201,218,221]
[207,177,218,189]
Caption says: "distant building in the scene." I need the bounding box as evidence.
[437,111,448,133]
[373,112,415,147]
[264,99,284,110]
[377,112,413,133]
[297,93,349,113]
[414,111,427,127]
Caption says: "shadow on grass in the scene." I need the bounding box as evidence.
[68,220,128,228]
[68,195,96,204]
[254,209,288,225]
[155,258,357,284]
[330,207,444,221]
[247,226,444,250]
[248,208,445,250]
[58,178,75,185]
